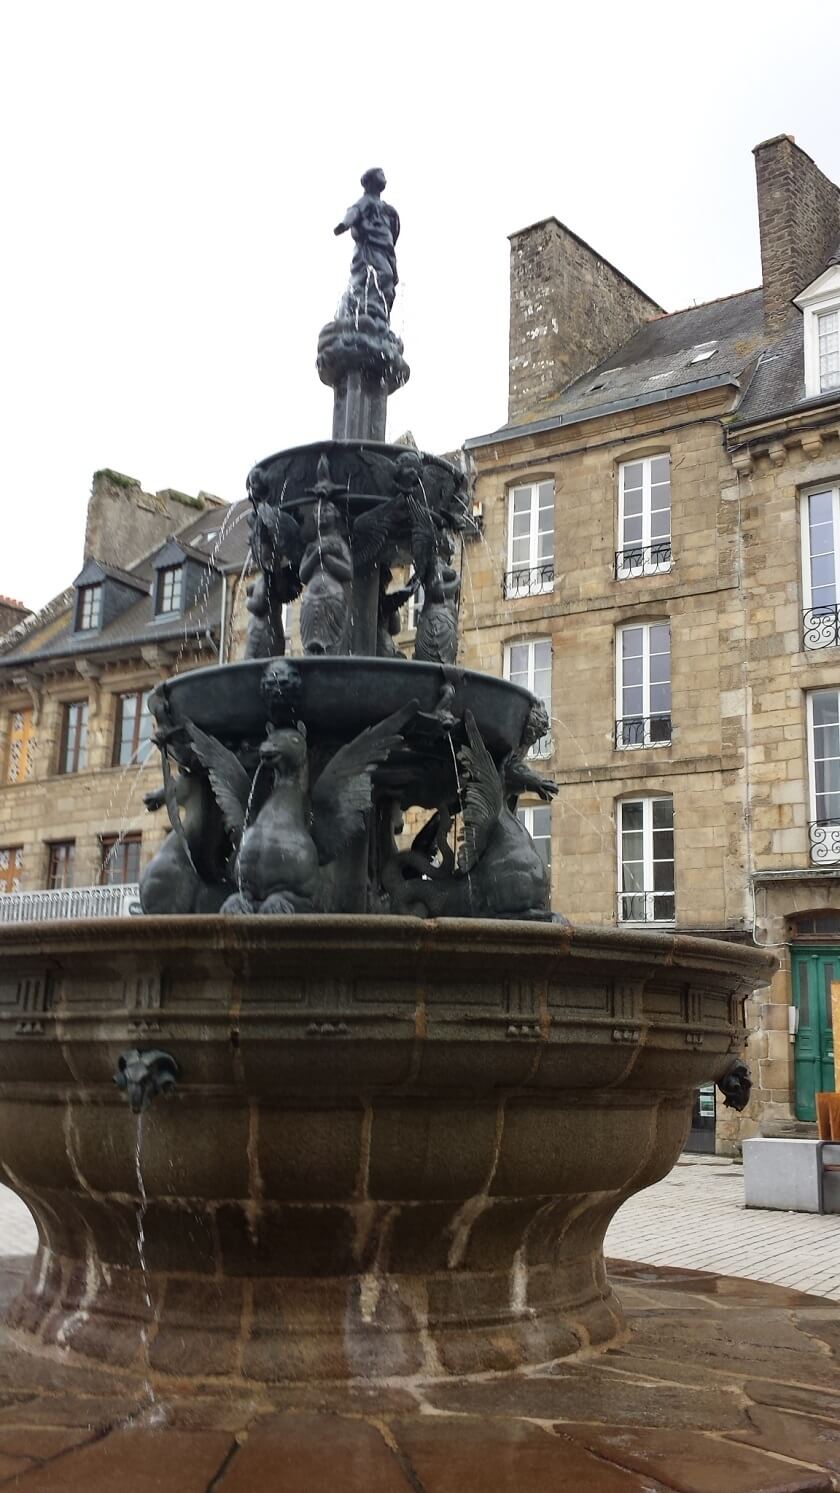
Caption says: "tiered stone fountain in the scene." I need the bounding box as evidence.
[0,171,772,1388]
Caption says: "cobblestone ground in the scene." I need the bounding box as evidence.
[0,1156,838,1300]
[606,1154,840,1300]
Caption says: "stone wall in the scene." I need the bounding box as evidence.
[507,220,661,421]
[0,600,29,639]
[0,658,176,891]
[460,388,749,930]
[460,382,818,1153]
[754,134,840,336]
[83,470,224,571]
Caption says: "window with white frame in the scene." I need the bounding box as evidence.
[797,267,840,399]
[504,639,552,758]
[816,310,840,394]
[505,481,555,597]
[76,584,102,631]
[807,690,840,865]
[517,804,551,871]
[801,486,840,647]
[617,455,671,578]
[156,565,184,616]
[406,583,424,631]
[616,622,671,748]
[618,796,675,923]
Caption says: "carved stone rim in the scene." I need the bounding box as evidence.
[0,914,776,986]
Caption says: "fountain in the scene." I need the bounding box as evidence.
[0,171,774,1391]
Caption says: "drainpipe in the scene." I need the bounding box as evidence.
[219,573,228,665]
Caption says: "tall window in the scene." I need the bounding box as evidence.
[0,847,23,895]
[5,708,35,783]
[517,804,551,871]
[504,639,552,758]
[618,797,675,923]
[616,622,671,748]
[617,455,671,577]
[505,481,554,597]
[113,692,153,766]
[47,841,75,890]
[807,691,840,870]
[157,565,184,615]
[406,585,424,632]
[817,310,840,394]
[100,833,141,885]
[801,487,840,648]
[59,701,88,775]
[76,584,102,631]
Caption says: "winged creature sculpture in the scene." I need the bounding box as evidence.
[185,703,418,914]
[350,448,444,589]
[384,711,557,920]
[139,724,235,914]
[244,484,305,659]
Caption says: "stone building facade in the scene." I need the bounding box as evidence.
[3,133,839,1155]
[461,133,840,1152]
[0,473,249,908]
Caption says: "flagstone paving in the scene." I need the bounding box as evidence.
[0,1254,835,1489]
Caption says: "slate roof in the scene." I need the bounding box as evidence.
[0,500,252,669]
[731,322,807,426]
[467,289,767,447]
[73,560,150,593]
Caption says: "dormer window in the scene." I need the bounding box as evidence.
[76,584,102,631]
[795,262,840,399]
[816,310,840,393]
[156,565,184,615]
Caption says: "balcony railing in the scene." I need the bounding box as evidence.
[0,883,142,923]
[615,714,672,749]
[803,606,840,650]
[527,734,553,761]
[615,542,672,579]
[503,564,555,599]
[808,821,840,865]
[618,891,676,924]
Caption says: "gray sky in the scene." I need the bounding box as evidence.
[2,0,838,611]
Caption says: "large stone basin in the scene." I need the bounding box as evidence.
[0,917,772,1383]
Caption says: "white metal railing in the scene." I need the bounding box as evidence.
[0,883,142,923]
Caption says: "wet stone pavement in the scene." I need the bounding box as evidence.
[605,1157,840,1301]
[0,1253,835,1491]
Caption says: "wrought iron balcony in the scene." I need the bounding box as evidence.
[502,564,555,599]
[807,821,840,865]
[615,542,672,579]
[527,734,553,761]
[615,714,672,749]
[0,883,142,924]
[803,605,840,650]
[618,891,676,924]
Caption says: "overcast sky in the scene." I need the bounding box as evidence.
[2,0,838,611]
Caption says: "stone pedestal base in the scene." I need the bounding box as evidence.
[8,1247,628,1384]
[0,916,772,1381]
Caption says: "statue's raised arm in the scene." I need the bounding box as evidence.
[335,167,400,322]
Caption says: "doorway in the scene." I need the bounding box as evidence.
[684,1084,716,1153]
[790,946,836,1122]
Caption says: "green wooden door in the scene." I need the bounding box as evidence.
[791,947,837,1121]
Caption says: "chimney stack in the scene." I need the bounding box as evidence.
[754,134,840,338]
[507,220,661,422]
